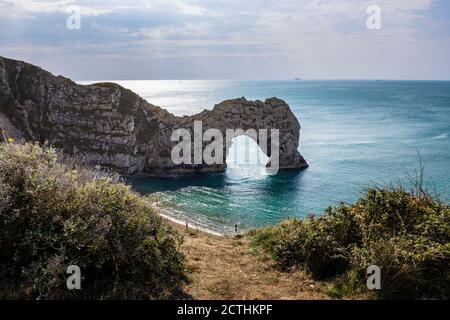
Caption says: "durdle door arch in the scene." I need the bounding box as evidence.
[0,56,308,176]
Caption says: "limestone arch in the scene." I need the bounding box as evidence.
[154,97,308,174]
[0,56,307,176]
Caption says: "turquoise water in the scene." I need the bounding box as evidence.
[96,80,450,234]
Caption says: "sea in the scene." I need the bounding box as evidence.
[79,80,450,234]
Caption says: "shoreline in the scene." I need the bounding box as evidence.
[159,211,225,237]
[147,201,227,236]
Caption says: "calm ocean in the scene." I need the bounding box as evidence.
[81,80,450,234]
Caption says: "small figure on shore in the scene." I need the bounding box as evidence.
[186,222,189,231]
[235,224,238,233]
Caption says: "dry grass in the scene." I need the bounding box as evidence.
[175,226,328,300]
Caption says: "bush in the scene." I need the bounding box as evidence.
[250,187,450,299]
[0,142,187,299]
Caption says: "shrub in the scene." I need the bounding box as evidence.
[250,187,450,299]
[0,142,187,299]
[249,209,360,279]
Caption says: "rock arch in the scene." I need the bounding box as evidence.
[0,56,308,176]
[156,97,308,174]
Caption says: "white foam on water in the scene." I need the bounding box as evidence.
[432,133,448,140]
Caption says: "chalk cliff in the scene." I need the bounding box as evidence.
[0,56,308,175]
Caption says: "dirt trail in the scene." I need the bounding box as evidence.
[179,229,328,300]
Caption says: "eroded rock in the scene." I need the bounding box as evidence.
[0,56,308,175]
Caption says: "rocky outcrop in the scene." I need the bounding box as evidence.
[0,56,308,175]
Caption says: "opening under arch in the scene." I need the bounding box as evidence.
[225,135,270,179]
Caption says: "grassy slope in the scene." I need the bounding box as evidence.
[172,224,330,300]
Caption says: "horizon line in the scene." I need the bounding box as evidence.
[75,78,450,82]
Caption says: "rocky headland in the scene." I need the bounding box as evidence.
[0,56,307,175]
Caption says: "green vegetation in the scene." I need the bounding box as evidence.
[250,186,450,299]
[1,142,448,300]
[0,142,187,299]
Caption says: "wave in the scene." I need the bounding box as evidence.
[306,141,376,146]
[159,210,226,236]
[432,133,448,140]
[155,204,237,236]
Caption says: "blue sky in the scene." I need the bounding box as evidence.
[0,0,449,80]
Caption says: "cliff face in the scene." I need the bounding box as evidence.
[0,56,307,175]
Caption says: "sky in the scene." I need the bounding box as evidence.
[0,0,449,80]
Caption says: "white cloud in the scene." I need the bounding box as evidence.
[0,0,213,18]
[169,0,208,16]
[0,0,448,79]
[0,0,129,17]
[138,22,210,40]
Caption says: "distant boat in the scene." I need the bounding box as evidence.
[295,78,302,81]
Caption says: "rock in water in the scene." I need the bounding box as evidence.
[0,56,308,175]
